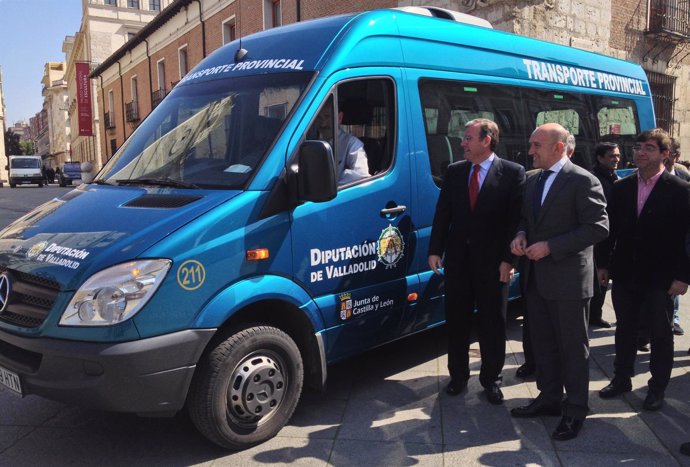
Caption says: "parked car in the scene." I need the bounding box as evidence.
[58,162,82,187]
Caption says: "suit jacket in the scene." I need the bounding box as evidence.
[429,156,525,277]
[519,159,609,300]
[599,170,690,290]
[591,164,618,266]
[673,163,690,182]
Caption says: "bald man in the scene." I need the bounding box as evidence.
[510,123,608,441]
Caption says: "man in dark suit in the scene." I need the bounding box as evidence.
[590,142,620,329]
[509,123,608,441]
[598,128,690,411]
[429,118,525,405]
[666,137,689,337]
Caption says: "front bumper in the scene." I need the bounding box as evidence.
[0,328,215,415]
[10,176,42,185]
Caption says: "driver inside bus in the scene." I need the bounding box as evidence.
[315,104,369,184]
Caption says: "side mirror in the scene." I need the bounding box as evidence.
[298,141,337,203]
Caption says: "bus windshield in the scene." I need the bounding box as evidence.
[98,71,313,189]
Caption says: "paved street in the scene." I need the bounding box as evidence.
[0,185,74,227]
[0,186,690,466]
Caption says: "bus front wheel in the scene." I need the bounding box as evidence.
[187,325,304,450]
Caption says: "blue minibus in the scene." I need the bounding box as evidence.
[0,7,653,449]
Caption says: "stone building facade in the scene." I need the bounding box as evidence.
[40,62,71,169]
[89,0,690,164]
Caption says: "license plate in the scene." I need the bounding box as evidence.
[0,364,22,395]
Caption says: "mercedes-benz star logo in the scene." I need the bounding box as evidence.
[0,273,11,313]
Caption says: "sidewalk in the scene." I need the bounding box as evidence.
[1,296,689,466]
[230,297,690,466]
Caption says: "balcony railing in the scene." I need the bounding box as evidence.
[104,111,116,129]
[151,88,166,109]
[648,0,690,39]
[125,101,140,122]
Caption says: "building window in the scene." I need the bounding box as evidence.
[223,17,236,44]
[127,0,140,9]
[126,32,136,41]
[110,139,118,158]
[126,76,139,122]
[106,90,116,129]
[178,45,188,79]
[646,70,676,135]
[264,0,282,29]
[157,59,166,91]
[149,0,160,11]
[104,0,117,6]
[152,59,167,108]
[648,0,690,39]
[131,76,138,104]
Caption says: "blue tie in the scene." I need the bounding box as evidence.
[533,170,553,216]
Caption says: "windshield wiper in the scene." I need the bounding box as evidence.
[116,177,200,189]
[91,179,114,185]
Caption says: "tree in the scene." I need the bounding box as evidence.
[4,129,21,155]
[19,140,35,154]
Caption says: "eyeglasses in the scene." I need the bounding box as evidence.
[632,143,660,152]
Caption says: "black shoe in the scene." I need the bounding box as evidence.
[589,318,612,328]
[643,391,664,411]
[599,380,632,399]
[681,442,690,456]
[673,322,685,336]
[637,342,650,352]
[516,363,536,378]
[445,379,467,396]
[510,399,561,418]
[552,416,583,441]
[484,384,504,405]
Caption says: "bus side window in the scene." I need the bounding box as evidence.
[596,98,640,168]
[418,79,523,187]
[307,78,396,186]
[526,89,595,171]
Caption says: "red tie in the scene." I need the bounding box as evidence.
[469,164,480,210]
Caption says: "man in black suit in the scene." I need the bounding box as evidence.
[666,137,689,337]
[590,142,620,329]
[510,123,608,441]
[428,118,525,405]
[598,128,690,411]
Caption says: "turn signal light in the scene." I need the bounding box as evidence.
[407,293,418,301]
[246,248,270,261]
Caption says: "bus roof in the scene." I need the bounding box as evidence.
[180,8,649,98]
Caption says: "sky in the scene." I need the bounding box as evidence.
[0,0,82,126]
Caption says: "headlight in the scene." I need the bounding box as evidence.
[60,259,172,326]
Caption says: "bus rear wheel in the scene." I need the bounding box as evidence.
[187,325,303,450]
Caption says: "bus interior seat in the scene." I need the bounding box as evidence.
[427,134,454,181]
[446,136,464,162]
[360,136,386,175]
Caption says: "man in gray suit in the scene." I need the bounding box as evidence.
[510,123,609,441]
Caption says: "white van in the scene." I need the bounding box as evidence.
[8,155,43,187]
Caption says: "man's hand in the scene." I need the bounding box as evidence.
[525,241,551,261]
[499,261,514,283]
[668,280,688,296]
[510,233,527,256]
[428,255,443,275]
[597,269,609,288]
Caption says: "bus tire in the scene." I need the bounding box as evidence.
[188,325,303,450]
